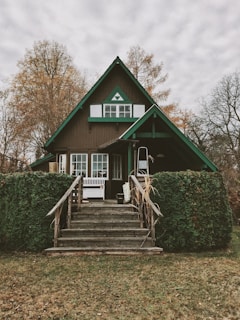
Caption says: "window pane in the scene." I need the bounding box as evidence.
[91,153,108,179]
[71,154,88,177]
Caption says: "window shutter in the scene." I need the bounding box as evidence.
[90,104,102,117]
[133,105,145,118]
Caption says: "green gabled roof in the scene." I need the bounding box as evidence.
[45,56,156,149]
[119,104,218,172]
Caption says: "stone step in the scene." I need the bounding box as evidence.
[57,236,154,248]
[45,201,163,256]
[71,211,139,221]
[61,228,149,237]
[70,220,140,229]
[45,247,163,256]
[79,204,134,213]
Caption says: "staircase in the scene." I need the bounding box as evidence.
[45,201,163,256]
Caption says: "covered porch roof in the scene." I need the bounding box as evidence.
[100,104,217,172]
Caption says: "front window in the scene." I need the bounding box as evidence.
[71,153,88,177]
[91,153,109,179]
[103,104,131,118]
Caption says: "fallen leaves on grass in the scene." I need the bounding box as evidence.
[0,253,240,320]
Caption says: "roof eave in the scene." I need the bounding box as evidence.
[30,153,55,168]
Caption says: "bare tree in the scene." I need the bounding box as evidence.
[185,72,240,220]
[0,89,29,172]
[9,40,88,158]
[185,113,210,153]
[126,46,169,102]
[203,72,240,170]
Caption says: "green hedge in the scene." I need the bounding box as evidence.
[0,172,73,252]
[151,171,232,252]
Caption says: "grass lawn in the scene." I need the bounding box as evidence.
[0,227,240,320]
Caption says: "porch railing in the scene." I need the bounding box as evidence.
[46,175,83,247]
[129,175,163,247]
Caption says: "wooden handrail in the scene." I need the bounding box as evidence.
[46,175,82,217]
[130,175,163,217]
[129,175,163,246]
[46,175,83,247]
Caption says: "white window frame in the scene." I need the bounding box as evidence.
[70,153,88,177]
[112,154,122,180]
[91,153,109,179]
[104,104,117,117]
[58,154,66,174]
[119,104,131,117]
[103,104,132,118]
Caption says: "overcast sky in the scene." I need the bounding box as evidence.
[1,0,240,112]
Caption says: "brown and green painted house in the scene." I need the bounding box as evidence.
[31,56,217,199]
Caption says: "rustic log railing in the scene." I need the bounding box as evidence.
[129,175,163,247]
[46,175,83,247]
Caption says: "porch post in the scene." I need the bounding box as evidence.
[133,146,137,176]
[128,143,132,175]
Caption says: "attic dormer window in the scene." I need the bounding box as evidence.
[103,86,132,118]
[104,104,116,117]
[104,104,131,118]
[88,86,145,121]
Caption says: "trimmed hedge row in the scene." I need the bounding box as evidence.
[152,171,233,252]
[0,172,73,252]
[0,171,232,253]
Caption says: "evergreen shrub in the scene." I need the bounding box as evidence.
[151,171,232,252]
[0,172,73,252]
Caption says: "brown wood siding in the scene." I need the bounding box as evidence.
[52,109,131,152]
[88,65,152,107]
[50,63,152,153]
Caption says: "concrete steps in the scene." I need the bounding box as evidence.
[45,202,163,256]
[45,247,163,256]
[61,228,149,237]
[57,236,154,248]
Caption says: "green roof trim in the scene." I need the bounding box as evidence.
[30,153,55,168]
[103,86,132,103]
[119,104,218,172]
[88,117,137,123]
[44,56,156,149]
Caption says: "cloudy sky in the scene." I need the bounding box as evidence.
[1,0,240,112]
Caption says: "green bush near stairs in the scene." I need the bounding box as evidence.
[0,170,233,253]
[151,171,233,252]
[0,172,73,252]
